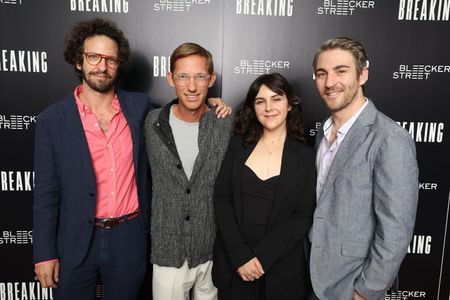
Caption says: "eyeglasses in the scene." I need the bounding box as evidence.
[83,52,120,68]
[172,73,211,86]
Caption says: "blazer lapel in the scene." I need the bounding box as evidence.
[233,141,256,228]
[318,101,377,202]
[117,89,140,175]
[267,137,300,228]
[60,96,96,193]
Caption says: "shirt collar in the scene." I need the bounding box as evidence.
[74,85,121,115]
[322,99,369,145]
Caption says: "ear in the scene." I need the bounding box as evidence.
[288,105,292,111]
[359,67,369,86]
[208,73,217,88]
[167,72,175,87]
[76,63,82,71]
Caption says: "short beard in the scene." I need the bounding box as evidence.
[82,70,116,93]
[326,85,359,114]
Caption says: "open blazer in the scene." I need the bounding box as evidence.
[309,101,418,300]
[33,89,151,269]
[212,135,316,299]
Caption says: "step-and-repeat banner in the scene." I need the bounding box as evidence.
[0,1,449,299]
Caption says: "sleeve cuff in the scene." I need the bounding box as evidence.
[35,259,59,267]
[354,273,386,300]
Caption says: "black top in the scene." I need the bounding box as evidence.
[213,135,316,300]
[241,165,279,248]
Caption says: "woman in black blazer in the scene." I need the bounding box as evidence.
[212,73,316,300]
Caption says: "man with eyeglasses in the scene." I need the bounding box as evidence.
[33,19,229,299]
[32,18,152,300]
[144,43,233,300]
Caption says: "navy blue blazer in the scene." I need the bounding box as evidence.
[33,89,151,269]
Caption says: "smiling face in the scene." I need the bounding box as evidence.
[253,84,291,133]
[76,35,119,93]
[167,54,216,114]
[314,48,368,115]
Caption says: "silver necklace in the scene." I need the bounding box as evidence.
[261,134,285,177]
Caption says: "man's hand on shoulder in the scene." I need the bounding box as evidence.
[35,260,59,288]
[207,97,232,118]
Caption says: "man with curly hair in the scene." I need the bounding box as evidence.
[32,18,151,299]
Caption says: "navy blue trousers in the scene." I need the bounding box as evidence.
[54,217,148,300]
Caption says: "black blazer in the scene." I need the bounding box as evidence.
[212,135,316,299]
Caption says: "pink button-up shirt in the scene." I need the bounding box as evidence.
[74,85,139,218]
[35,86,140,266]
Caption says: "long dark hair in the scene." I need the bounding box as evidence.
[234,73,305,144]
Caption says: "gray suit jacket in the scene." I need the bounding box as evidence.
[309,100,419,300]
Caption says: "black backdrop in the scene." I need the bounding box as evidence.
[0,1,449,299]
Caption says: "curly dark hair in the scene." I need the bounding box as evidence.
[63,18,131,81]
[234,73,305,145]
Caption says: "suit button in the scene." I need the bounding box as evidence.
[89,192,95,197]
[185,215,190,221]
[186,188,191,194]
[177,164,182,169]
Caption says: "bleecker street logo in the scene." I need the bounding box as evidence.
[385,290,427,299]
[317,0,375,15]
[0,0,22,5]
[309,122,322,137]
[0,231,32,245]
[0,114,37,130]
[154,0,211,12]
[398,0,450,21]
[233,59,290,75]
[393,64,450,80]
[317,0,375,16]
[419,182,438,190]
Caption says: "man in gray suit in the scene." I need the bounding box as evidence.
[309,37,419,300]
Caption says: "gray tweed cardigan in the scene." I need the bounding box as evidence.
[144,99,233,268]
